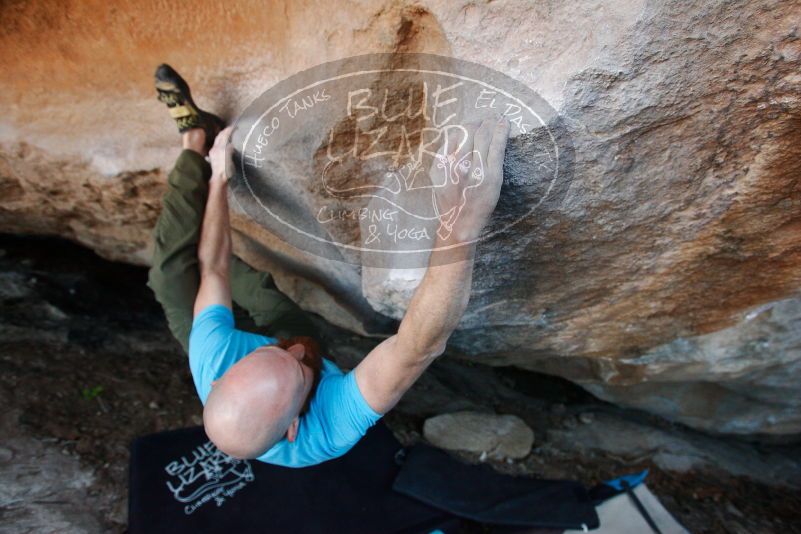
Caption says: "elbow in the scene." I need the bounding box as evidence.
[409,341,447,366]
[397,330,449,363]
[396,314,453,362]
[197,246,231,278]
[198,260,229,280]
[426,340,448,360]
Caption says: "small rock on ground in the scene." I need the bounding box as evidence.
[423,411,534,460]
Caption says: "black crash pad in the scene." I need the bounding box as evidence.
[393,444,599,531]
[128,423,457,534]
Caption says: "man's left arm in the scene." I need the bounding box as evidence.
[193,127,234,317]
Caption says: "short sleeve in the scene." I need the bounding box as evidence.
[256,362,382,467]
[303,368,381,456]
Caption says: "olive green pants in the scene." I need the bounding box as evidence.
[147,149,315,353]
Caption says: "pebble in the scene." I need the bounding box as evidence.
[579,412,595,424]
[423,411,535,460]
[726,503,745,518]
[148,401,159,409]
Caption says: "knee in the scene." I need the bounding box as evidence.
[146,265,163,294]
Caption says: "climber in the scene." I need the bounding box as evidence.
[147,64,510,467]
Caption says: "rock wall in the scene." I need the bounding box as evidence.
[1,0,800,435]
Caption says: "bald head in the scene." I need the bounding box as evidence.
[203,344,311,459]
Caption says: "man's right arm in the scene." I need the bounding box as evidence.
[354,117,510,414]
[353,243,476,414]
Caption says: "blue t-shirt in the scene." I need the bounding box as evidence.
[188,304,381,467]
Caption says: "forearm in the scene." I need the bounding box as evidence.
[354,240,477,414]
[354,117,509,414]
[396,238,476,359]
[197,177,231,276]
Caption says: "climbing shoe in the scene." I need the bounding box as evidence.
[154,63,225,151]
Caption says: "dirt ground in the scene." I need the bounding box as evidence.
[1,234,800,533]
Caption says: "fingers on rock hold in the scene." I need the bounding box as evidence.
[487,118,511,171]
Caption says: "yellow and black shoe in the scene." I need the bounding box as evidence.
[154,63,225,150]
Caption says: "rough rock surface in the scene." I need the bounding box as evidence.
[546,413,801,488]
[0,391,103,533]
[423,411,535,459]
[1,0,800,434]
[5,236,801,532]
